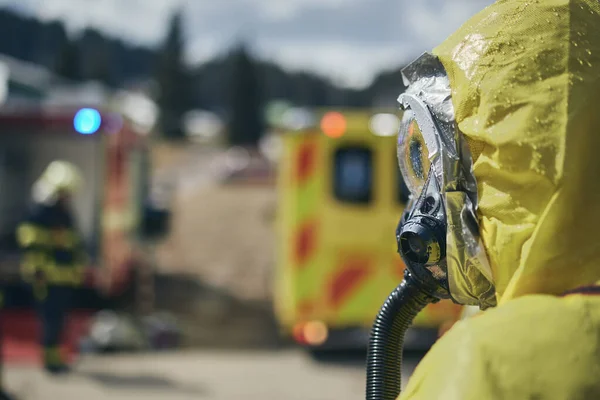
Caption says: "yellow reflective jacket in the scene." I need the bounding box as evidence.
[400,0,600,398]
[16,203,87,287]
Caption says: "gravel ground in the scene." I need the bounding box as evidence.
[152,143,276,303]
[3,349,422,400]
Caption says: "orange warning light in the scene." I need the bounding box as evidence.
[303,321,328,346]
[320,112,346,138]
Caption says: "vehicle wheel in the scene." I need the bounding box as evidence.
[308,348,332,362]
[308,348,366,364]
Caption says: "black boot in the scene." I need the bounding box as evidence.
[44,363,71,375]
[43,347,71,375]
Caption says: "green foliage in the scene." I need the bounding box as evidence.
[227,44,265,146]
[0,9,155,85]
[0,7,408,116]
[155,12,193,140]
[54,38,82,81]
[80,28,116,86]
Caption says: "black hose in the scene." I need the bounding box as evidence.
[366,272,435,400]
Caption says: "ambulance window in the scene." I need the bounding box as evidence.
[333,147,373,204]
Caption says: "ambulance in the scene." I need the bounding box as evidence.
[274,108,463,354]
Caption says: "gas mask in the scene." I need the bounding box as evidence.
[395,52,496,309]
[366,53,497,400]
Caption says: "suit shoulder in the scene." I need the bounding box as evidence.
[401,295,600,399]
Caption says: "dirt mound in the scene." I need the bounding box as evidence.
[154,273,288,348]
[147,143,280,347]
[152,142,277,302]
[156,183,276,301]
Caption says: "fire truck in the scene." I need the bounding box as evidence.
[274,108,463,354]
[0,105,169,361]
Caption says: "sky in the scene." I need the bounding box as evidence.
[0,0,495,88]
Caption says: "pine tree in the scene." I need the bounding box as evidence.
[156,12,192,140]
[227,43,265,147]
[81,28,115,87]
[88,49,114,86]
[54,38,82,81]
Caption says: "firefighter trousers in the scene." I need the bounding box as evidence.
[32,286,73,368]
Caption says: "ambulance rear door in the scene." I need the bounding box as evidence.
[316,112,398,328]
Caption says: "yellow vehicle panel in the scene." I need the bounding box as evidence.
[275,109,462,337]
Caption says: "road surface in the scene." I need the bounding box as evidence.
[3,349,423,400]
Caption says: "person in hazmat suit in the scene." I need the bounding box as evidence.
[365,1,600,399]
[16,161,87,374]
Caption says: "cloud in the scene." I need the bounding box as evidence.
[256,40,413,88]
[0,0,495,88]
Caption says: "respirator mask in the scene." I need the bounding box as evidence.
[396,51,495,308]
[366,52,495,400]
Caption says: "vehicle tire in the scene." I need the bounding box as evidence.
[308,348,367,364]
[308,348,332,362]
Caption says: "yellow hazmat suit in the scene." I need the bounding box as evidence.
[400,0,600,398]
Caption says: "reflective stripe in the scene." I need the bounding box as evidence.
[22,251,46,269]
[17,224,52,247]
[295,141,318,185]
[21,252,42,283]
[21,257,85,286]
[41,263,84,285]
[328,256,371,311]
[17,223,81,248]
[291,137,324,318]
[44,347,63,366]
[294,220,318,266]
[51,229,81,248]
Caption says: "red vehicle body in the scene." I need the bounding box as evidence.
[0,105,166,363]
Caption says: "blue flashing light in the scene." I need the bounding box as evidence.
[74,108,102,134]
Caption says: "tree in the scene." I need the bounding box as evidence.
[227,43,265,147]
[80,28,116,86]
[366,67,408,108]
[54,37,82,81]
[155,12,193,140]
[37,21,68,70]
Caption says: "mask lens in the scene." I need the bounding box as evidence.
[398,111,431,195]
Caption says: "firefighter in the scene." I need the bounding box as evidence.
[16,161,87,374]
[367,0,600,399]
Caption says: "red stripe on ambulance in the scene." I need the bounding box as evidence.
[295,141,317,185]
[328,258,371,309]
[295,220,317,266]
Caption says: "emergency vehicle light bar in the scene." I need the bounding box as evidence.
[320,111,346,138]
[73,108,102,135]
[369,113,400,137]
[281,107,316,131]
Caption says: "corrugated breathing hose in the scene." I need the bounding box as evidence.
[366,272,436,400]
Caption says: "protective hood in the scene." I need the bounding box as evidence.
[432,0,600,304]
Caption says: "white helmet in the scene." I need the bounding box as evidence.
[32,160,82,205]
